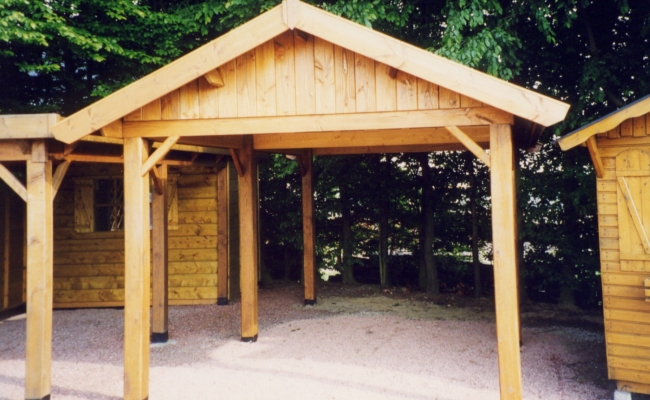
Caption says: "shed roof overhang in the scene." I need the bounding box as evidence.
[47,0,569,148]
[558,94,650,151]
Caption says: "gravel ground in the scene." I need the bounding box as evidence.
[0,282,623,399]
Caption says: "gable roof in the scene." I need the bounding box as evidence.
[51,0,569,144]
[558,94,650,150]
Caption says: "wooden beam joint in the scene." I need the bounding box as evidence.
[141,136,180,176]
[445,126,491,168]
[230,149,244,177]
[204,69,224,87]
[52,161,72,199]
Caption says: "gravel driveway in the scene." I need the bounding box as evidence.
[0,282,621,399]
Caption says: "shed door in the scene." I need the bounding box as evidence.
[616,149,650,271]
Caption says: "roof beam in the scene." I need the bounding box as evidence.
[0,114,60,139]
[51,5,289,144]
[254,126,489,151]
[294,1,569,127]
[123,108,511,139]
[445,126,491,168]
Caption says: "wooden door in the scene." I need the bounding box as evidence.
[616,149,650,271]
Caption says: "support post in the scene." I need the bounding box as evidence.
[3,194,9,310]
[25,140,53,400]
[151,164,169,343]
[301,150,317,305]
[123,138,150,400]
[238,136,258,342]
[490,124,523,400]
[217,161,229,305]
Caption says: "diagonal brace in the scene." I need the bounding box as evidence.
[0,163,27,202]
[141,136,179,176]
[445,126,491,168]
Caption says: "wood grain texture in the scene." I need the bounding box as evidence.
[354,53,376,112]
[301,150,316,302]
[294,30,316,114]
[217,162,229,301]
[274,31,297,116]
[314,37,336,114]
[152,164,169,337]
[123,137,150,400]
[489,124,522,400]
[334,46,356,113]
[238,137,258,340]
[255,40,277,117]
[237,51,257,118]
[25,141,53,400]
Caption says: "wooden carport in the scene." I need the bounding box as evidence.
[4,0,569,399]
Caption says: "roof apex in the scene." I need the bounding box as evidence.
[52,0,569,144]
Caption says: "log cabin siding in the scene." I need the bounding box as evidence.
[52,164,223,308]
[595,111,650,392]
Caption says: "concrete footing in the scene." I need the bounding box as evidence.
[614,390,632,400]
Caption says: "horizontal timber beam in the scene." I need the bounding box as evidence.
[311,143,481,155]
[254,126,490,151]
[0,140,32,161]
[122,108,512,139]
[0,114,60,139]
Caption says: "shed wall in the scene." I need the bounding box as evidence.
[0,185,26,312]
[595,111,650,392]
[52,164,221,308]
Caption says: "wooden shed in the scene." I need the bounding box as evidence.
[1,1,569,399]
[559,94,650,397]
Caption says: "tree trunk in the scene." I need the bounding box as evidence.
[378,157,390,289]
[466,154,482,298]
[340,185,356,284]
[418,153,438,294]
[283,245,291,281]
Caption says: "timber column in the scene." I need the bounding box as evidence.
[217,161,229,305]
[301,150,317,305]
[25,141,53,400]
[490,124,523,399]
[151,164,169,343]
[238,136,259,341]
[123,138,151,400]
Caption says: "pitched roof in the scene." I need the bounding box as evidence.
[52,0,569,144]
[558,94,650,150]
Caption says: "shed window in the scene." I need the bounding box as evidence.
[74,176,178,233]
[94,179,124,232]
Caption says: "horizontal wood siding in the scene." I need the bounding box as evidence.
[134,32,481,122]
[52,164,220,307]
[596,129,650,386]
[0,186,26,312]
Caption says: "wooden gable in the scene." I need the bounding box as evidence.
[126,32,483,122]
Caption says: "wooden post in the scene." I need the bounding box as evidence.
[238,136,258,342]
[151,164,169,343]
[301,150,317,305]
[3,194,9,310]
[217,161,229,305]
[25,140,53,400]
[490,124,523,400]
[123,137,150,400]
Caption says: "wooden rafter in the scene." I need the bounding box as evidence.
[282,0,300,29]
[0,163,27,202]
[445,126,491,168]
[293,1,569,127]
[141,136,180,176]
[51,6,289,144]
[559,94,650,150]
